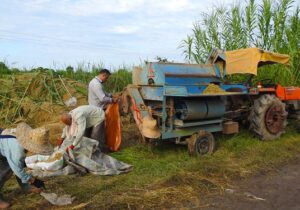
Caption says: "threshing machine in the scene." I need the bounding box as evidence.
[121,48,300,155]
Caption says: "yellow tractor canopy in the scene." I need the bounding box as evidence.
[225,48,290,75]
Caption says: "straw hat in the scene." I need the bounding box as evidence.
[1,128,16,135]
[141,116,160,139]
[16,122,53,155]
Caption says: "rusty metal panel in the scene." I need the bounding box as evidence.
[140,86,163,101]
[132,67,143,85]
[223,121,239,134]
[164,86,188,96]
[161,122,223,139]
[132,62,219,86]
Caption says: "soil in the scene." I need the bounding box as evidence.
[202,156,300,210]
[120,116,143,148]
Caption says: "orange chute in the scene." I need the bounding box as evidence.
[105,103,121,151]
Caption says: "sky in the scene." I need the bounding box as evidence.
[0,0,299,70]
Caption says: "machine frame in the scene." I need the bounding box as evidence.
[120,48,300,155]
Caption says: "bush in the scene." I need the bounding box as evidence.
[0,62,10,75]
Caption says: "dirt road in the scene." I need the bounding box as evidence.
[203,157,300,210]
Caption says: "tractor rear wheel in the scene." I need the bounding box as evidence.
[249,94,287,140]
[188,130,215,156]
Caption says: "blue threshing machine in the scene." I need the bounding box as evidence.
[120,48,298,155]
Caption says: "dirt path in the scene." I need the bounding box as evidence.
[203,157,300,210]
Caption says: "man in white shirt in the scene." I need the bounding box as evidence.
[60,105,106,152]
[88,69,118,152]
[88,69,118,110]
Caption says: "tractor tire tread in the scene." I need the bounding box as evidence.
[188,130,215,156]
[249,94,287,140]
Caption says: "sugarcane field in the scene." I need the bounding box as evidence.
[1,0,300,209]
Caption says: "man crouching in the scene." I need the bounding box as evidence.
[59,105,107,152]
[0,123,52,209]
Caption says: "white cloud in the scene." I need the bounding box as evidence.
[20,0,145,16]
[0,0,211,68]
[60,0,145,16]
[111,25,140,34]
[7,0,299,68]
[20,0,52,11]
[151,0,194,12]
[18,0,201,16]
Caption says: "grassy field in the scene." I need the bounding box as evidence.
[1,61,300,209]
[1,1,299,208]
[3,124,300,209]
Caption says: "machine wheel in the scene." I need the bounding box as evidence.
[188,130,215,156]
[249,94,287,140]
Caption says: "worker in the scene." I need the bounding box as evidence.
[0,124,48,209]
[88,69,119,151]
[88,68,118,109]
[60,105,107,152]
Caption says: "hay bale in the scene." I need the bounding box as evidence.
[43,123,65,145]
[29,127,50,144]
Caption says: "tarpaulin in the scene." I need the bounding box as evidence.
[27,137,132,177]
[105,103,121,151]
[225,48,290,75]
[40,192,75,206]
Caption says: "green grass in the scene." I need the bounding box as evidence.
[4,125,300,209]
[0,63,132,94]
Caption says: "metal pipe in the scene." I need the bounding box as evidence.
[169,97,174,131]
[162,96,167,133]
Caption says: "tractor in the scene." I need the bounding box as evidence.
[120,48,300,155]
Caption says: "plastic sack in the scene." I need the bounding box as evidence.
[64,97,77,107]
[105,103,122,151]
[40,192,75,206]
[25,151,64,171]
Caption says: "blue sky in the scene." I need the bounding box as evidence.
[0,0,299,70]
